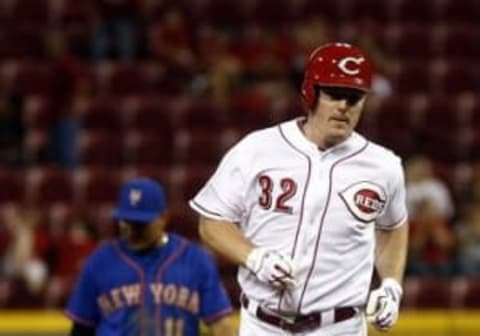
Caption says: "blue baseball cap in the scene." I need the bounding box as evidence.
[111,178,167,224]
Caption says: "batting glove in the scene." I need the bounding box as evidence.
[366,278,403,331]
[245,247,296,289]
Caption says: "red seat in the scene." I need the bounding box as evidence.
[124,96,174,132]
[11,0,49,26]
[86,203,117,239]
[78,131,124,166]
[0,25,47,59]
[228,92,273,129]
[392,61,433,94]
[460,277,480,308]
[440,0,480,23]
[251,0,295,27]
[51,0,91,24]
[384,24,435,61]
[74,168,121,206]
[124,131,175,166]
[420,125,473,161]
[175,164,216,202]
[300,0,346,21]
[123,165,173,195]
[26,167,74,206]
[438,25,480,60]
[349,0,391,22]
[76,97,123,132]
[374,97,418,157]
[176,128,225,165]
[199,0,250,27]
[0,170,25,203]
[404,277,453,308]
[168,200,198,240]
[95,62,163,95]
[4,61,55,95]
[433,61,479,94]
[421,96,467,131]
[394,0,440,22]
[178,99,229,129]
[23,96,59,131]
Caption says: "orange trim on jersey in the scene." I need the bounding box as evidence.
[112,241,147,336]
[154,238,189,334]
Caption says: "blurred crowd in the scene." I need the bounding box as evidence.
[1,0,480,308]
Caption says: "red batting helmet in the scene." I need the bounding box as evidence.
[301,42,374,109]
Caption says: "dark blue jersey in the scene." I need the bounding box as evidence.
[65,234,232,336]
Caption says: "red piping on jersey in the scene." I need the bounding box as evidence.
[297,140,369,313]
[191,200,224,218]
[64,310,96,327]
[277,125,312,311]
[113,241,148,336]
[154,238,188,336]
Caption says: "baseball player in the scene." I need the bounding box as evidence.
[65,178,235,336]
[189,42,409,335]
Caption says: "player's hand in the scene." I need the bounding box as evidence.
[245,247,296,289]
[366,278,402,331]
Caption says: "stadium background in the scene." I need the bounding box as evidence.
[0,0,479,335]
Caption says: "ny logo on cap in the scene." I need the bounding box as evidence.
[129,189,142,206]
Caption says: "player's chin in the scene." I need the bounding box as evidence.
[326,128,351,144]
[127,238,156,251]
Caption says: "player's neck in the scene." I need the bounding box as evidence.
[128,233,169,253]
[301,118,330,150]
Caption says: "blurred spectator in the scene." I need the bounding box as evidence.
[1,205,51,306]
[196,26,242,103]
[46,218,96,307]
[149,7,196,71]
[44,29,90,169]
[408,198,455,276]
[405,155,456,276]
[462,162,480,205]
[0,91,24,167]
[357,34,393,99]
[405,155,455,221]
[90,0,142,60]
[232,24,288,82]
[148,7,197,94]
[290,16,331,87]
[455,203,480,275]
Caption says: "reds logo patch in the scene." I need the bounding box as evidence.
[339,182,387,223]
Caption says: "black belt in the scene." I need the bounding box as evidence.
[240,294,357,333]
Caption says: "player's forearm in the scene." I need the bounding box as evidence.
[374,222,409,284]
[199,216,255,266]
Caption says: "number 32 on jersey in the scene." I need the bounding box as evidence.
[258,175,297,214]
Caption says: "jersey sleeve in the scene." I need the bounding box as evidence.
[189,140,248,222]
[65,256,101,327]
[197,249,233,324]
[376,157,408,230]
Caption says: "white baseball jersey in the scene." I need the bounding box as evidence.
[189,118,408,315]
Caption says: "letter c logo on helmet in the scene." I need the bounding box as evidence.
[338,57,365,76]
[301,43,374,110]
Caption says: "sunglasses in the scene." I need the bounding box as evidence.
[320,87,366,106]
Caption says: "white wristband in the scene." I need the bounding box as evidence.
[382,278,403,299]
[245,247,266,274]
